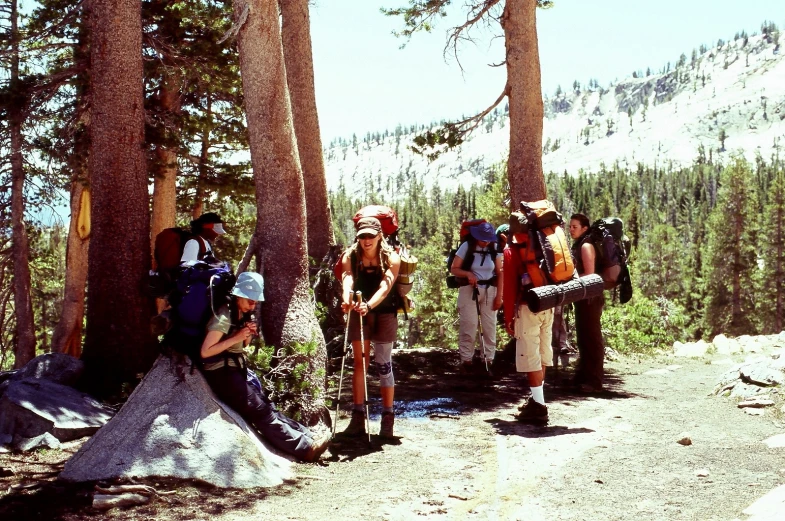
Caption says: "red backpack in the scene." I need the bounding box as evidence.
[333,206,401,281]
[154,228,205,273]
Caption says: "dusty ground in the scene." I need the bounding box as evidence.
[2,347,785,521]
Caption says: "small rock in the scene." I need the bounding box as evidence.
[677,434,692,446]
[738,398,775,408]
[762,434,785,448]
[744,408,765,416]
[696,469,710,477]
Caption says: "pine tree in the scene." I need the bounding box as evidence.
[702,157,759,337]
[761,163,785,332]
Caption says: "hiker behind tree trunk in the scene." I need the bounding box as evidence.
[569,213,606,394]
[502,228,555,424]
[340,216,401,438]
[200,272,330,462]
[450,222,503,377]
[181,212,226,264]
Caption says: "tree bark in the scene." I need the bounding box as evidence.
[9,0,36,368]
[150,73,180,261]
[52,6,91,358]
[233,0,325,418]
[82,0,157,396]
[281,0,335,263]
[503,0,546,206]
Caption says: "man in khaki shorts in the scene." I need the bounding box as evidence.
[502,229,555,424]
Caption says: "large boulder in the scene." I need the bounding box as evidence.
[0,378,113,450]
[16,353,84,386]
[60,355,291,489]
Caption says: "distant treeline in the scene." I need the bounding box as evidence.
[329,146,785,350]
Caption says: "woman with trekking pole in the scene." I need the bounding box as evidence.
[200,272,331,462]
[450,221,503,378]
[339,216,401,439]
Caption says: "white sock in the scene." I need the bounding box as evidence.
[530,385,545,405]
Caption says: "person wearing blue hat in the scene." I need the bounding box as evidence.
[450,221,504,377]
[200,271,331,462]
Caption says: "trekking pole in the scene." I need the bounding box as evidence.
[355,291,372,446]
[332,291,354,439]
[473,286,489,374]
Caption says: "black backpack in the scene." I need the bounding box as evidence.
[584,217,632,303]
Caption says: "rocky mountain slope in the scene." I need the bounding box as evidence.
[324,31,785,198]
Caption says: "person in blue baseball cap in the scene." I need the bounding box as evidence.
[450,220,504,378]
[200,271,330,462]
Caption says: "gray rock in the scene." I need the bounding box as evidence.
[740,362,785,387]
[15,432,62,451]
[730,382,770,399]
[60,355,291,489]
[15,353,84,386]
[0,378,113,450]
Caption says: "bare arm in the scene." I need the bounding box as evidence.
[581,242,596,275]
[200,325,254,359]
[365,252,401,311]
[493,255,503,310]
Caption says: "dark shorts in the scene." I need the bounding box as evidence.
[347,311,398,343]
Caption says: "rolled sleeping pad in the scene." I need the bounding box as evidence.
[525,274,605,313]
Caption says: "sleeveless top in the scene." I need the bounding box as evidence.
[353,253,397,314]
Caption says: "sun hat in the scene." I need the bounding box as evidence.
[231,272,265,301]
[355,217,382,238]
[192,212,226,235]
[469,221,497,243]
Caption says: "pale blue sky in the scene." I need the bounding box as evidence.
[310,0,784,142]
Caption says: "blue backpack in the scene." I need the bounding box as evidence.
[165,261,236,358]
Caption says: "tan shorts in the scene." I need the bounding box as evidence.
[514,305,554,373]
[348,311,398,343]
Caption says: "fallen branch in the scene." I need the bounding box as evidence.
[92,493,150,510]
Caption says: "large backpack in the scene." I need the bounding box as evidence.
[333,205,416,316]
[150,228,210,298]
[445,219,498,289]
[517,200,575,284]
[584,217,633,302]
[164,261,236,360]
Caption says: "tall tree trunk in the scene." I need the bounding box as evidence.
[52,5,91,358]
[82,0,157,397]
[233,0,325,419]
[150,73,180,260]
[9,0,36,368]
[192,95,211,220]
[281,0,334,263]
[503,0,546,205]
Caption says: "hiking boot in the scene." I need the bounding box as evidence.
[342,410,366,436]
[516,399,548,424]
[459,361,474,375]
[303,430,331,462]
[379,411,395,438]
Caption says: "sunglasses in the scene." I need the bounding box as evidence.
[357,234,376,240]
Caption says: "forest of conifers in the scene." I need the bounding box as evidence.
[1,0,783,418]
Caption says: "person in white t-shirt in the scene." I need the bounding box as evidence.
[450,221,503,378]
[181,212,226,264]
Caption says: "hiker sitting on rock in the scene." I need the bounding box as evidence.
[182,212,226,264]
[340,216,401,439]
[200,272,331,462]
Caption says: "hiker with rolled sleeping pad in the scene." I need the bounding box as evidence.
[448,220,503,379]
[502,200,579,424]
[200,272,331,462]
[337,213,402,439]
[568,213,633,394]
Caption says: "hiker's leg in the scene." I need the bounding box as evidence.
[374,341,395,407]
[457,285,479,363]
[582,295,605,389]
[479,286,498,362]
[573,300,590,385]
[538,308,555,384]
[204,368,313,459]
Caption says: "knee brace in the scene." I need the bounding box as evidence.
[374,342,395,388]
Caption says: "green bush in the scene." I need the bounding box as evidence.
[602,294,692,355]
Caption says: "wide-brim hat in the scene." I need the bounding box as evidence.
[232,272,265,302]
[469,222,497,243]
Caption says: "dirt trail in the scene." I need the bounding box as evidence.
[223,349,785,521]
[2,347,785,521]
